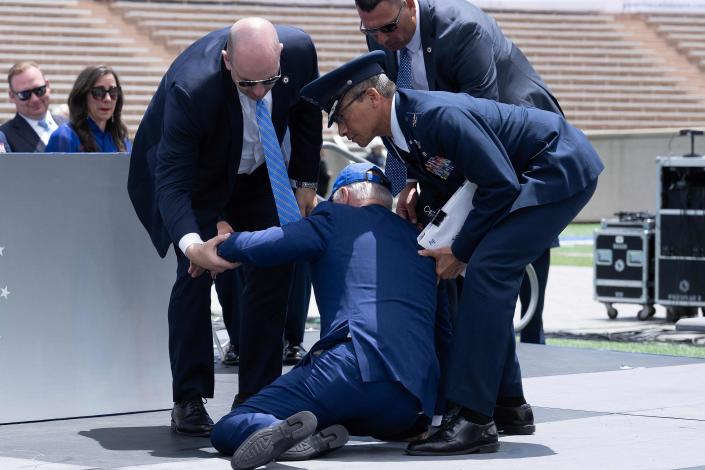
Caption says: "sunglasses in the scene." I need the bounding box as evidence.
[12,84,48,101]
[359,1,405,36]
[236,69,282,88]
[331,89,368,125]
[90,86,121,100]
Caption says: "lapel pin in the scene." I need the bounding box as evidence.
[282,76,290,84]
[426,47,432,53]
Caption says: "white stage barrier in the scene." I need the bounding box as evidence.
[0,153,174,424]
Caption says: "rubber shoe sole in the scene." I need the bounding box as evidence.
[231,411,317,470]
[406,441,500,456]
[277,424,349,461]
[497,423,535,435]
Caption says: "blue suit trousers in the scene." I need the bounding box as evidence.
[446,180,598,416]
[211,342,420,455]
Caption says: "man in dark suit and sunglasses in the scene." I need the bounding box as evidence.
[128,18,322,437]
[1,62,66,152]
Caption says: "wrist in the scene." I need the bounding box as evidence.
[185,242,204,259]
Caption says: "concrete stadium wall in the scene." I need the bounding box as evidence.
[577,130,704,222]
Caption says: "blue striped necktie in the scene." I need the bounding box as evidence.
[255,100,301,226]
[386,47,413,195]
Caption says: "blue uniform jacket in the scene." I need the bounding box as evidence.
[218,202,440,417]
[127,26,322,257]
[393,89,604,262]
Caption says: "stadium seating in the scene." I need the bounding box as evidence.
[1,0,705,136]
[647,14,705,70]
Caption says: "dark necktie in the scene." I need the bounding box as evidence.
[386,47,413,195]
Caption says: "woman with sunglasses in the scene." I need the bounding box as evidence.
[46,65,130,152]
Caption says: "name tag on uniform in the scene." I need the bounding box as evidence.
[425,155,454,180]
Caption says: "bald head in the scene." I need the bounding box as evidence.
[222,18,283,100]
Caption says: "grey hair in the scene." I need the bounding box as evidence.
[332,181,393,209]
[344,73,396,104]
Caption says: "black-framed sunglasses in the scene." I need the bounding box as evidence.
[236,69,282,88]
[12,84,48,101]
[359,1,405,36]
[90,86,121,100]
[331,89,368,125]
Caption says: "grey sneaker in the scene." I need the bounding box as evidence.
[231,411,317,470]
[278,424,349,461]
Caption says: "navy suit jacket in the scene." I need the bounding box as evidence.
[127,26,322,257]
[393,89,604,261]
[0,113,67,153]
[218,202,440,417]
[367,0,561,114]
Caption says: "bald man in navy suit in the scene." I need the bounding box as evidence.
[127,18,322,436]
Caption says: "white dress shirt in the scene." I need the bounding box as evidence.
[20,112,59,146]
[397,4,429,91]
[236,89,282,174]
[390,93,410,153]
[178,89,288,255]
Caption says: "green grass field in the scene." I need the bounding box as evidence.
[546,337,705,358]
[552,223,599,267]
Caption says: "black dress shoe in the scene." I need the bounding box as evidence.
[222,343,239,366]
[494,403,535,435]
[171,399,214,437]
[231,410,317,470]
[406,414,499,456]
[278,424,349,461]
[283,342,306,366]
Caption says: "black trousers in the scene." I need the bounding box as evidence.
[168,165,292,402]
[215,260,310,353]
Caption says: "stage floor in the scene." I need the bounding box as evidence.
[2,332,705,470]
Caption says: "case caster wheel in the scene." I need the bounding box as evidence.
[637,305,656,321]
[666,307,680,323]
[606,305,618,319]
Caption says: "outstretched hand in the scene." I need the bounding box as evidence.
[186,233,240,279]
[418,246,466,280]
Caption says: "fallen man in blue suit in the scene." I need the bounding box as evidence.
[200,163,445,469]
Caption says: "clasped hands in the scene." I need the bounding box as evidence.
[186,221,240,279]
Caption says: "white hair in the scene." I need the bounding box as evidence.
[332,181,393,209]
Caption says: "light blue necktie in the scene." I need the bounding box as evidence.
[255,100,301,226]
[386,47,413,195]
[37,119,50,131]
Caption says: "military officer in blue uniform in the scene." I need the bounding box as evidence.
[207,162,442,469]
[299,51,604,456]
